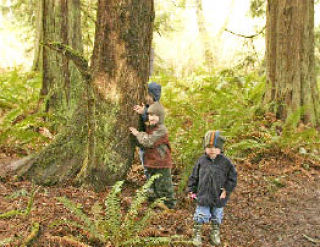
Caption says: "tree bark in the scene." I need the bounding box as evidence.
[34,0,83,113]
[12,0,155,191]
[264,0,320,126]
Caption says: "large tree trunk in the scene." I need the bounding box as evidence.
[12,0,154,191]
[34,0,83,114]
[264,0,320,126]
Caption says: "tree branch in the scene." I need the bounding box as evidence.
[43,42,91,80]
[224,26,266,39]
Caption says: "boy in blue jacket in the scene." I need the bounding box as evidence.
[187,130,237,246]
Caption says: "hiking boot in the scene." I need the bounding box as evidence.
[192,223,202,246]
[209,222,221,246]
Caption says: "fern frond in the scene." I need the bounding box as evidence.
[57,197,104,241]
[50,218,103,241]
[21,222,40,247]
[47,235,92,247]
[0,209,24,219]
[23,184,39,217]
[103,181,123,242]
[121,236,171,247]
[121,175,160,239]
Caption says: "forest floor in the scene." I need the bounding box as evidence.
[0,150,319,247]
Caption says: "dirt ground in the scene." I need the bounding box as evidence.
[0,152,319,247]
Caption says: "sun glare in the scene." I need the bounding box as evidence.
[0,12,32,70]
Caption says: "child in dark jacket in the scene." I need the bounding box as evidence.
[129,102,176,209]
[187,130,237,246]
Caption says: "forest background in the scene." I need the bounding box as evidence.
[0,0,319,246]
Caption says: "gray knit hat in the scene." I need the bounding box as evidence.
[203,130,225,150]
[147,102,165,124]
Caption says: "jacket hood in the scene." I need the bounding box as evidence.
[148,82,162,101]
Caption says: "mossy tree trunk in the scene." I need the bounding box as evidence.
[13,0,154,191]
[264,0,320,126]
[33,0,83,115]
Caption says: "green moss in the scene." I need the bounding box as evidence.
[0,209,24,219]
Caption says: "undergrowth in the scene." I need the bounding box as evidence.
[152,70,319,193]
[0,70,53,154]
[1,68,318,192]
[53,175,190,246]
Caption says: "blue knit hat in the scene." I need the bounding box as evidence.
[203,130,225,150]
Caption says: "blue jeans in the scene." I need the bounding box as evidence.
[193,205,224,225]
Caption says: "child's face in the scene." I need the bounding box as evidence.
[148,114,159,125]
[205,147,221,158]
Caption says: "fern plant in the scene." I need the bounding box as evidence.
[55,176,189,246]
[154,71,270,192]
[0,70,52,152]
[0,69,74,153]
[0,183,38,219]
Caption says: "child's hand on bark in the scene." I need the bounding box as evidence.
[129,127,139,136]
[133,104,145,114]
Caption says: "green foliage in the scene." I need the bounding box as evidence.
[154,0,185,36]
[21,222,40,247]
[55,176,187,246]
[155,71,267,191]
[249,0,266,18]
[0,0,36,27]
[0,238,13,245]
[5,188,28,199]
[0,209,24,219]
[0,70,53,153]
[0,184,38,219]
[0,0,97,61]
[153,69,319,193]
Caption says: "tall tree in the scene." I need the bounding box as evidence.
[33,0,83,115]
[264,0,320,126]
[194,0,213,66]
[12,0,155,191]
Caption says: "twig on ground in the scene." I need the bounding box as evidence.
[303,234,320,244]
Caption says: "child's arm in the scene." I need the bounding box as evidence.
[187,160,200,193]
[224,162,237,193]
[129,125,167,148]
